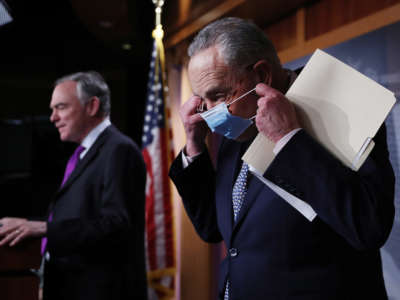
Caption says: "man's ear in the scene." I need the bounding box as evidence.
[86,97,101,117]
[252,60,272,86]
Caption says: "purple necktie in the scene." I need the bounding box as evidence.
[41,145,85,255]
[60,145,86,187]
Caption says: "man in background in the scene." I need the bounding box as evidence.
[169,17,395,299]
[0,71,148,300]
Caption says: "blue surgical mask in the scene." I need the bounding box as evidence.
[199,88,256,139]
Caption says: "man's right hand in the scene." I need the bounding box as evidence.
[0,217,47,247]
[179,95,209,157]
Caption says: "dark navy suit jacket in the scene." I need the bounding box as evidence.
[169,126,394,300]
[44,125,147,300]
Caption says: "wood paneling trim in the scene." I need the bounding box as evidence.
[296,8,306,45]
[305,0,400,39]
[278,2,400,63]
[165,0,245,49]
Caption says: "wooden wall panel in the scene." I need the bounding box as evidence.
[164,0,227,36]
[264,12,298,52]
[278,3,400,63]
[0,240,41,271]
[0,277,39,300]
[164,0,313,49]
[306,0,400,39]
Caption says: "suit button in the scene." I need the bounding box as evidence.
[229,248,238,257]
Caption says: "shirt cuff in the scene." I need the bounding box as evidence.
[181,148,202,168]
[273,128,302,155]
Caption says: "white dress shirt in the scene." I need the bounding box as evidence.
[80,117,112,159]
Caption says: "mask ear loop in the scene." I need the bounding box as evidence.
[196,100,205,113]
[226,87,256,107]
[226,87,257,121]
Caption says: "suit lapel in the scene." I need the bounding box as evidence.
[232,172,265,231]
[216,139,242,240]
[56,126,111,195]
[229,140,273,233]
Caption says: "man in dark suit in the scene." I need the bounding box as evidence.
[169,17,395,299]
[0,71,147,300]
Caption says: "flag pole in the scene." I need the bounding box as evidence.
[151,0,171,160]
[151,0,173,166]
[152,0,166,84]
[145,1,176,299]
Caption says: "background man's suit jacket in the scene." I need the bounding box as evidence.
[44,125,147,300]
[170,126,395,300]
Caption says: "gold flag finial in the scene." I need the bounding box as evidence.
[151,0,165,40]
[152,0,165,27]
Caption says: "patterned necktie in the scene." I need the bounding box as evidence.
[41,145,85,255]
[232,162,249,222]
[225,161,249,300]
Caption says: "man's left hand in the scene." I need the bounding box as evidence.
[255,83,300,143]
[0,217,47,247]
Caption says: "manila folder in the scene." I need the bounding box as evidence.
[242,48,396,173]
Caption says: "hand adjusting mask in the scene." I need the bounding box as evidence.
[199,87,256,139]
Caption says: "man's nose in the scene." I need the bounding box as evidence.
[50,110,58,123]
[205,100,221,110]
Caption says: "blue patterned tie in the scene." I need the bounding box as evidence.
[225,162,249,299]
[232,162,249,221]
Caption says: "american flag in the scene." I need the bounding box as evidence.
[142,39,175,299]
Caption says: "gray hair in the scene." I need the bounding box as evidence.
[55,71,111,116]
[188,17,281,75]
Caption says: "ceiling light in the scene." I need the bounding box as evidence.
[122,43,132,50]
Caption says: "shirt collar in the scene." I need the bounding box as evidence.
[80,117,111,159]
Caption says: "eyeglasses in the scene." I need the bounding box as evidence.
[195,62,257,113]
[196,87,256,113]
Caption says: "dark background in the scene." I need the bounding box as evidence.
[0,0,154,217]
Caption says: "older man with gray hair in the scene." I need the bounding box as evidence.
[0,71,148,300]
[169,17,394,300]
